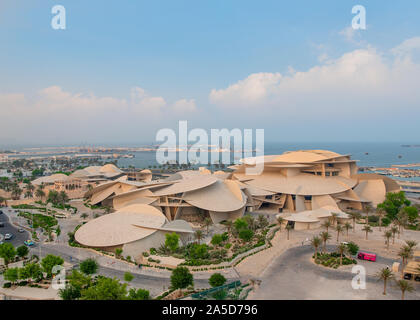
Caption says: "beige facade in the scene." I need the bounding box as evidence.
[74,149,401,254]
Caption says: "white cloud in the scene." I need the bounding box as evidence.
[0,86,197,144]
[172,99,197,113]
[210,72,282,107]
[338,26,366,46]
[391,37,420,57]
[208,39,420,116]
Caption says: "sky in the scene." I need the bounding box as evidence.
[1,0,420,146]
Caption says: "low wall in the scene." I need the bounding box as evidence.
[6,198,36,206]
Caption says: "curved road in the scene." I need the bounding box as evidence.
[250,245,419,300]
[0,209,30,247]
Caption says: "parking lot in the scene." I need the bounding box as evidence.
[0,209,30,247]
[249,245,420,300]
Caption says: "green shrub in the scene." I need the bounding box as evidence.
[238,228,253,242]
[209,273,226,287]
[381,217,391,226]
[80,258,98,275]
[212,289,227,300]
[346,242,359,256]
[211,234,224,246]
[170,266,193,289]
[189,244,209,260]
[165,232,180,252]
[124,272,134,282]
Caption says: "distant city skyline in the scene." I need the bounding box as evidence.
[1,1,420,145]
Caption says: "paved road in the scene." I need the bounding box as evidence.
[36,244,214,296]
[250,245,420,300]
[0,209,29,247]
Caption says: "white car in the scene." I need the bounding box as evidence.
[4,233,13,240]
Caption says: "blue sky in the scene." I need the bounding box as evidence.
[1,1,420,146]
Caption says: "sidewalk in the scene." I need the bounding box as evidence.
[42,243,239,280]
[0,286,59,300]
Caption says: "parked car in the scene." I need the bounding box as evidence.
[24,240,34,247]
[0,222,4,227]
[4,233,13,240]
[404,273,412,280]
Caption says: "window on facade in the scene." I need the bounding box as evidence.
[325,172,330,176]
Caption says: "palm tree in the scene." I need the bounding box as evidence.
[390,226,399,244]
[203,217,212,234]
[393,219,402,239]
[35,187,45,201]
[244,215,256,231]
[24,190,33,198]
[398,246,412,278]
[276,216,284,232]
[310,236,322,258]
[347,211,361,232]
[376,207,386,231]
[336,225,344,242]
[363,204,373,225]
[330,212,339,226]
[224,220,233,235]
[285,224,292,240]
[26,182,35,193]
[194,230,203,244]
[58,191,69,205]
[320,231,331,253]
[322,220,332,233]
[405,240,418,251]
[384,231,392,250]
[344,222,352,238]
[337,243,348,266]
[395,280,414,300]
[257,215,268,229]
[376,268,394,295]
[362,225,373,240]
[396,209,408,236]
[11,186,22,200]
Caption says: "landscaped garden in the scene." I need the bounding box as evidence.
[17,211,60,241]
[313,252,357,269]
[143,215,279,268]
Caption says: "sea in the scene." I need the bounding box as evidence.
[116,142,420,181]
[5,142,420,181]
